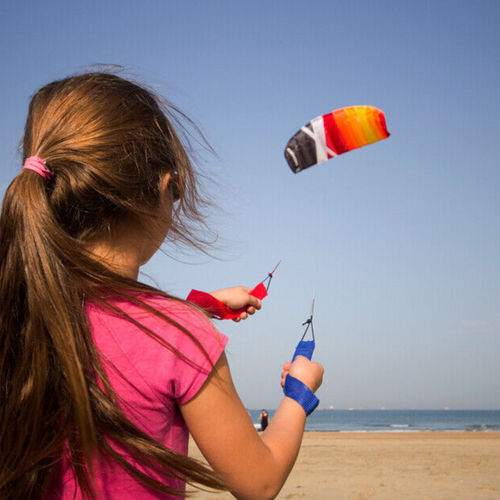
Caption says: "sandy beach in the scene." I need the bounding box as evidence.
[188,432,500,499]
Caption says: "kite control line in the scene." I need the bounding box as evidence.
[186,261,281,320]
[283,297,319,416]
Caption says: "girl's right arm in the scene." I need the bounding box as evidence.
[180,352,324,500]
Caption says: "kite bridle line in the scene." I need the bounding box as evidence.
[262,259,282,291]
[300,297,315,342]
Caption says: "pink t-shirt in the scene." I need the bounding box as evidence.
[48,294,228,499]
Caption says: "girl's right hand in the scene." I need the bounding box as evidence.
[280,356,324,393]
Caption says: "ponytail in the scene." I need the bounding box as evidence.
[0,169,95,496]
[0,71,225,499]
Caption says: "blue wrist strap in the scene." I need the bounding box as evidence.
[284,339,319,416]
[283,375,319,416]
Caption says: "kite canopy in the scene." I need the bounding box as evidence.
[284,106,390,173]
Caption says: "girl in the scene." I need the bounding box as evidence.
[0,71,324,500]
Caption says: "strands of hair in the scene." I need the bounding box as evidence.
[0,69,226,499]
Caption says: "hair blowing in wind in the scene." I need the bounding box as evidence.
[0,72,225,499]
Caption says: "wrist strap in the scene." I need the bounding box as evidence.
[283,375,319,416]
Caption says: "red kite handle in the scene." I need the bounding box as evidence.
[187,283,268,320]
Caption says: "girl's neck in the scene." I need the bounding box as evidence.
[85,209,169,281]
[86,240,141,280]
[85,225,149,281]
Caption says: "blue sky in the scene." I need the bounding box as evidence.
[1,1,499,409]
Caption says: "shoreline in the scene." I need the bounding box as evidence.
[189,431,500,499]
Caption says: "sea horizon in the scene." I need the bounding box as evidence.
[248,409,500,432]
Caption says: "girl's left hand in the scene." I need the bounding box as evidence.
[209,286,262,322]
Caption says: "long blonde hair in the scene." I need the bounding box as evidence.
[0,71,225,499]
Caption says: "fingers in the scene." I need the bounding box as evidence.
[231,304,260,322]
[281,362,292,387]
[246,294,262,310]
[280,372,288,388]
[231,311,248,322]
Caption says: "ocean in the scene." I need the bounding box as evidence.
[248,409,500,432]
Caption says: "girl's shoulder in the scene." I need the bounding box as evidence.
[87,291,207,327]
[86,291,226,356]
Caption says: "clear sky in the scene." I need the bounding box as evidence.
[1,1,499,409]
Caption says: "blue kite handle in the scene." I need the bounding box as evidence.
[285,340,319,416]
[292,340,315,361]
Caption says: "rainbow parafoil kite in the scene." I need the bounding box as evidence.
[284,106,390,173]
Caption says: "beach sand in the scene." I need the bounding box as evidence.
[188,432,500,499]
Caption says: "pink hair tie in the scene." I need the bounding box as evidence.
[23,156,54,181]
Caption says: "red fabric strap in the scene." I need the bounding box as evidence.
[186,283,268,320]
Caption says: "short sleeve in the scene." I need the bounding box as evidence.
[150,299,228,405]
[174,310,228,404]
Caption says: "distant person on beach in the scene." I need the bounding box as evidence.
[0,70,324,500]
[260,410,270,431]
